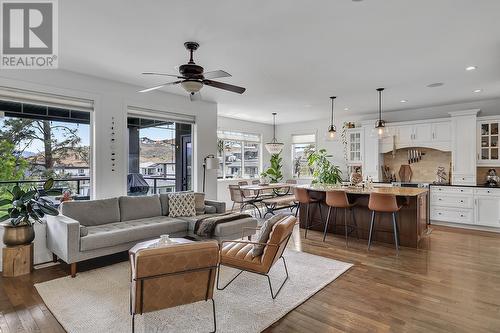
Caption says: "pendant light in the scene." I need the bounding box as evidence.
[326,96,337,141]
[374,87,388,139]
[265,112,284,154]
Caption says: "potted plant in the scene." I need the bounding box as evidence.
[307,149,343,184]
[259,171,269,185]
[0,178,60,246]
[265,153,283,183]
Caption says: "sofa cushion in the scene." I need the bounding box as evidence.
[194,192,205,215]
[119,195,162,221]
[168,192,196,217]
[159,194,169,216]
[80,216,188,251]
[61,198,120,226]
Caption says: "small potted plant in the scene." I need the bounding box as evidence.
[0,178,61,246]
[307,149,343,185]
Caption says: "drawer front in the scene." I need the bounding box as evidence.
[474,188,500,196]
[431,207,474,224]
[431,186,473,195]
[431,194,473,208]
[452,174,476,186]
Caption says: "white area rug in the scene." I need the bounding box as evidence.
[35,250,352,333]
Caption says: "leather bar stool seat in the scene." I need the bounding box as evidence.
[367,192,402,253]
[294,187,324,239]
[323,190,359,246]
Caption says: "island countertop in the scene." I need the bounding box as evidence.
[297,184,428,196]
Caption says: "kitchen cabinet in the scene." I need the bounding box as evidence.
[363,126,380,181]
[381,120,451,152]
[450,111,477,185]
[413,123,433,142]
[432,122,452,142]
[430,185,500,229]
[347,128,363,164]
[477,119,500,165]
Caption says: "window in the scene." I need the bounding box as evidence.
[0,98,92,199]
[217,130,261,179]
[292,133,316,178]
[127,114,192,195]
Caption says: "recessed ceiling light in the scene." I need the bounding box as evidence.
[344,107,349,111]
[400,99,408,103]
[427,82,444,88]
[473,89,482,93]
[466,66,477,71]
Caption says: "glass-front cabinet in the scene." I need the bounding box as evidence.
[347,128,363,164]
[478,120,499,165]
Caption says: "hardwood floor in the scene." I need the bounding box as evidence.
[0,225,499,333]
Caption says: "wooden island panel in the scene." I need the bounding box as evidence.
[297,185,429,248]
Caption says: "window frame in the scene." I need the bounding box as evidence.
[291,132,317,179]
[217,130,262,180]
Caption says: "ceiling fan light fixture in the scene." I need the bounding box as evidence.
[265,112,284,154]
[181,80,203,94]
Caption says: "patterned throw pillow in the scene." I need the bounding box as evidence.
[251,214,286,257]
[167,192,196,217]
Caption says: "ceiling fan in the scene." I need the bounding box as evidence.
[139,41,246,101]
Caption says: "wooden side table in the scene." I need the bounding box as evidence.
[2,243,34,277]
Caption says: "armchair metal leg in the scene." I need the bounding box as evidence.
[266,256,289,299]
[216,264,244,291]
[210,298,217,333]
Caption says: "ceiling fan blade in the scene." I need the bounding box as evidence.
[203,80,246,94]
[142,72,186,79]
[138,81,181,93]
[203,70,231,79]
[189,92,202,102]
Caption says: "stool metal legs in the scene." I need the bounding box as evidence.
[367,211,400,253]
[323,207,357,246]
[304,202,324,239]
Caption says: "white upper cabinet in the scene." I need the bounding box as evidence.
[477,119,500,166]
[432,122,452,142]
[347,128,363,164]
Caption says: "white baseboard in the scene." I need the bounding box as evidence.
[431,220,500,233]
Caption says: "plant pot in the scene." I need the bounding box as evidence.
[1,222,35,246]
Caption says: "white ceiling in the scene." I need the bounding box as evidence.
[60,0,500,124]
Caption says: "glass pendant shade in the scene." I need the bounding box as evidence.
[265,112,284,154]
[325,96,337,141]
[373,88,389,139]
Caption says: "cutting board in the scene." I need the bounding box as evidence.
[398,164,413,182]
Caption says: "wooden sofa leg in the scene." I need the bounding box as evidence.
[52,254,58,263]
[70,263,77,278]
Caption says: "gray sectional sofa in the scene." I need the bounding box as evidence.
[46,194,257,276]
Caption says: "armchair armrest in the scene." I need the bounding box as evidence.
[46,214,81,264]
[204,199,226,213]
[220,239,278,248]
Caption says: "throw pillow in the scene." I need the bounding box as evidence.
[251,214,286,257]
[204,205,217,214]
[167,192,196,217]
[194,192,206,215]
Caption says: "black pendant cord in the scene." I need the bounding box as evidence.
[272,112,277,142]
[377,88,384,122]
[330,96,336,126]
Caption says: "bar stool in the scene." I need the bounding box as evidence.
[323,190,358,246]
[294,187,324,239]
[367,192,402,253]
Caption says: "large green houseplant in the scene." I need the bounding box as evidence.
[307,149,343,184]
[0,178,60,246]
[264,153,283,183]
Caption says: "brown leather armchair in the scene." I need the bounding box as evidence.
[217,215,296,299]
[130,241,219,333]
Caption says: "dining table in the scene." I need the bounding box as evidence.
[239,182,297,217]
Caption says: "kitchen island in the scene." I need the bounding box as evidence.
[297,184,429,248]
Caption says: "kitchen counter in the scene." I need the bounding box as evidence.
[429,183,499,188]
[298,184,428,196]
[298,184,429,248]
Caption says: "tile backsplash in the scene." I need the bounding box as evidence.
[383,148,452,183]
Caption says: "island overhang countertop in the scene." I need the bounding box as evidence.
[297,184,428,196]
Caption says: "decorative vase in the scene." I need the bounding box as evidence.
[1,223,35,246]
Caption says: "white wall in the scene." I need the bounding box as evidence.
[277,97,500,181]
[0,70,218,199]
[216,116,273,207]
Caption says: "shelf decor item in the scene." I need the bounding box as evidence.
[326,96,337,141]
[265,112,284,154]
[0,178,60,246]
